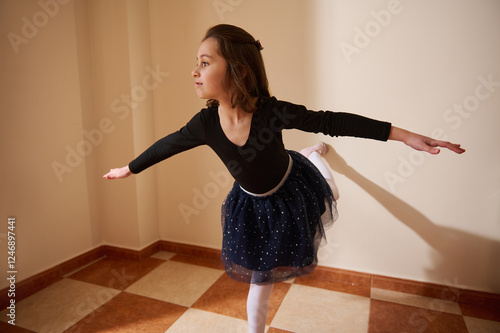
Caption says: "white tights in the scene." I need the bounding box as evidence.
[247,283,274,333]
[308,151,340,200]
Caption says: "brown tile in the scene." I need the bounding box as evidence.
[368,299,468,333]
[191,274,248,321]
[294,267,371,297]
[68,257,164,290]
[459,289,500,322]
[64,292,187,333]
[267,327,295,333]
[191,274,291,325]
[0,321,36,332]
[372,274,461,302]
[170,253,225,270]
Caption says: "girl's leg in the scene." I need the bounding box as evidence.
[301,142,340,200]
[247,283,274,333]
[308,151,340,200]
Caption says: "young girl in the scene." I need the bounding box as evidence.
[103,24,464,333]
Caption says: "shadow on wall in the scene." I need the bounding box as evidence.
[323,145,500,293]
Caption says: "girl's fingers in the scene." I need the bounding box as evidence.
[435,140,465,154]
[419,137,465,155]
[103,167,131,179]
[103,169,117,179]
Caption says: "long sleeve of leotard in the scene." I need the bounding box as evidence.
[276,100,392,141]
[128,112,205,174]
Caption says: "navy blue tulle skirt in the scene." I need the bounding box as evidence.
[221,150,338,285]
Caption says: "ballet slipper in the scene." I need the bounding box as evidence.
[300,142,328,158]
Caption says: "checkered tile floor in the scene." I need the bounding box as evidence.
[1,251,499,333]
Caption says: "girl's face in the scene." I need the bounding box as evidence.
[192,38,228,102]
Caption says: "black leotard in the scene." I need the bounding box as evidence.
[129,97,391,194]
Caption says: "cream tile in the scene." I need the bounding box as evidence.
[0,278,119,333]
[150,251,176,260]
[271,284,370,333]
[125,260,224,307]
[464,316,500,333]
[371,287,462,315]
[165,308,251,333]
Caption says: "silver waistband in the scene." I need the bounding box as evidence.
[239,154,293,197]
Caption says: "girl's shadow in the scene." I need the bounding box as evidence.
[323,145,500,292]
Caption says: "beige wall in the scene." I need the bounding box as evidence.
[1,0,499,293]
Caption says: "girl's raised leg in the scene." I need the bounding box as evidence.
[301,142,340,200]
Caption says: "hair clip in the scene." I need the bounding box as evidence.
[255,40,264,51]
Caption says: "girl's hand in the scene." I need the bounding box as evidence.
[103,166,132,179]
[389,126,465,155]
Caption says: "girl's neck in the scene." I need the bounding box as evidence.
[218,102,248,123]
[218,97,258,122]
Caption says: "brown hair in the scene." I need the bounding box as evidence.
[203,24,271,113]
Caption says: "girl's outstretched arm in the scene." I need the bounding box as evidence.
[388,126,465,154]
[103,165,132,179]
